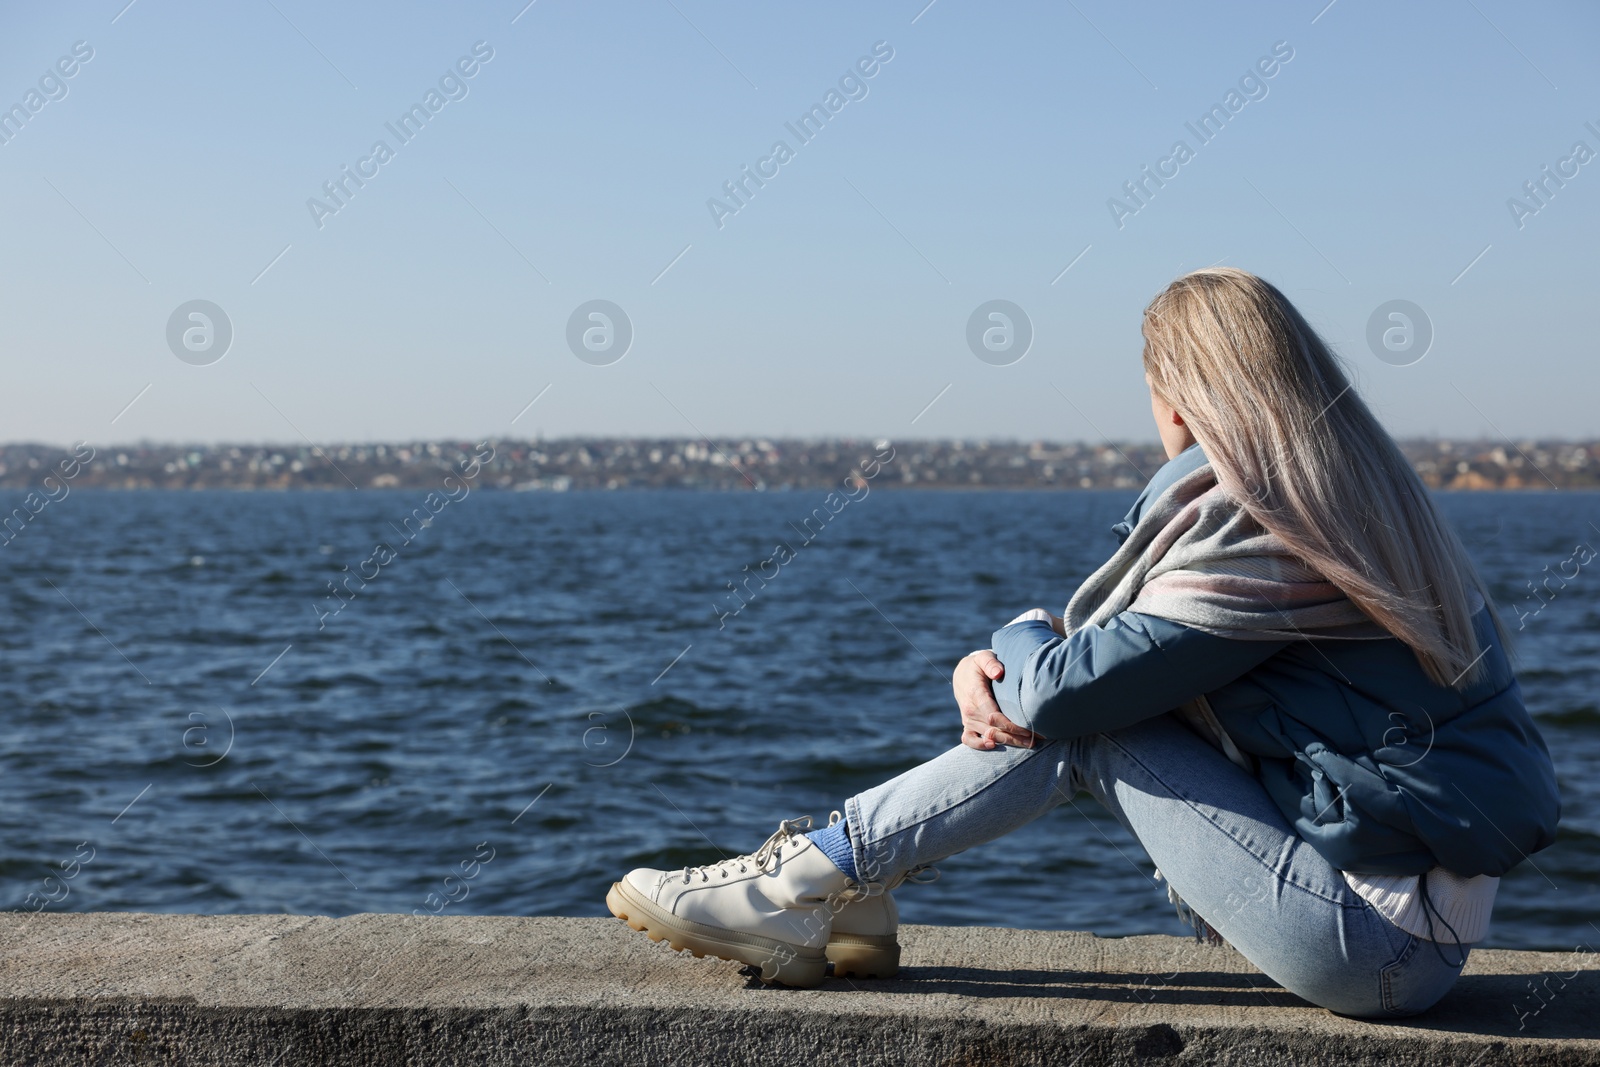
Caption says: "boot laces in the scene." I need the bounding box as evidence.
[678,815,814,883]
[674,810,944,899]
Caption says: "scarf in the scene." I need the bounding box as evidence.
[1063,462,1389,643]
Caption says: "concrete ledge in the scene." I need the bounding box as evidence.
[0,913,1594,1065]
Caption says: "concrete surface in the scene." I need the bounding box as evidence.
[0,912,1594,1065]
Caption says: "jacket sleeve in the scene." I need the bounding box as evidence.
[990,612,1290,740]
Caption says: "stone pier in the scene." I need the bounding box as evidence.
[0,913,1594,1064]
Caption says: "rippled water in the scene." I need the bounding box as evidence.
[0,488,1594,950]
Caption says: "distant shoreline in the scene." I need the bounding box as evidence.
[3,483,1594,494]
[1,438,1595,492]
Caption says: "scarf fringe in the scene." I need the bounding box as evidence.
[1154,869,1227,947]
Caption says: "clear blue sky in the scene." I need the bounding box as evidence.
[2,0,1596,446]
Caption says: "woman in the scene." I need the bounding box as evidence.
[605,268,1560,1017]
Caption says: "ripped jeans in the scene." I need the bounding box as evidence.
[843,713,1472,1017]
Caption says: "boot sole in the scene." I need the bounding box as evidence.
[825,933,901,979]
[606,879,828,988]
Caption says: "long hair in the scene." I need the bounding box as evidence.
[1140,267,1507,689]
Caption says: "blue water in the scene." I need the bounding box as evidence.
[0,488,1594,950]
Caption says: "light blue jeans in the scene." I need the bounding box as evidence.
[844,714,1472,1017]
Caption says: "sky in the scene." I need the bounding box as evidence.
[1,0,1596,447]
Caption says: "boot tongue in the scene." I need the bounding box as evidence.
[776,837,857,907]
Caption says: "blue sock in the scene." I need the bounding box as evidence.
[806,818,858,880]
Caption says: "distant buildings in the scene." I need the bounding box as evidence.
[0,437,1594,491]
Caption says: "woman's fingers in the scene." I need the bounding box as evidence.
[989,728,1035,747]
[964,727,1029,749]
[974,649,1005,680]
[960,709,995,749]
[961,707,1034,749]
[984,709,1035,747]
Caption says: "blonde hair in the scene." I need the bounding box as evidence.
[1141,267,1506,689]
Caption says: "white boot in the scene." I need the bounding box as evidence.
[827,861,939,978]
[826,890,900,978]
[607,815,868,988]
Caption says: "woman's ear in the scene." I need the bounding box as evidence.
[1170,410,1186,426]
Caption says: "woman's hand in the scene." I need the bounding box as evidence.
[955,650,1039,750]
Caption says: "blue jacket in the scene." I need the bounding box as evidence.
[991,443,1560,878]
